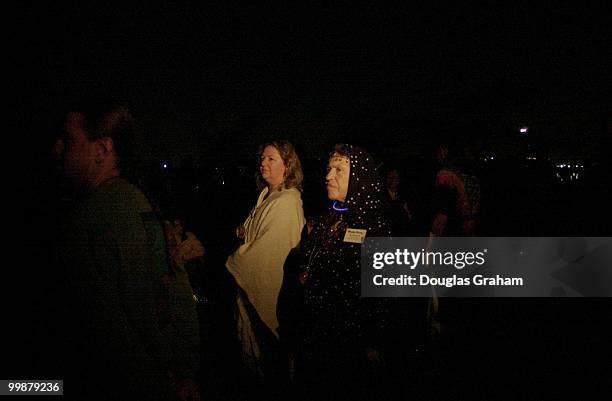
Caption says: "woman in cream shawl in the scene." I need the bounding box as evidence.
[226,140,305,384]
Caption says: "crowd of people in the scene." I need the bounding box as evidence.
[19,97,607,400]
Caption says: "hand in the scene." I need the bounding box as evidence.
[175,378,200,401]
[235,225,245,240]
[174,232,205,266]
[401,201,412,219]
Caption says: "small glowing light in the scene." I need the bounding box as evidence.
[332,201,349,213]
[520,127,529,134]
[162,163,168,169]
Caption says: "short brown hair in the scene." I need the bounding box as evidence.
[256,140,303,192]
[70,98,135,172]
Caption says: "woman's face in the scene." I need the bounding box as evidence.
[260,145,286,189]
[387,169,400,191]
[326,153,350,202]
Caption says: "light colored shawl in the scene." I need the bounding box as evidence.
[226,186,305,337]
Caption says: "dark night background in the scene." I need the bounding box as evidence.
[8,1,612,399]
[16,2,610,161]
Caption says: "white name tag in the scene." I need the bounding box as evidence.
[343,228,367,244]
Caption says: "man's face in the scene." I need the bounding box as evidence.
[52,112,98,190]
[326,153,350,202]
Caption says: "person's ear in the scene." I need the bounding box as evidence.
[94,137,115,164]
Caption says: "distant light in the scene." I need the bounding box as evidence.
[162,163,168,169]
[520,127,529,134]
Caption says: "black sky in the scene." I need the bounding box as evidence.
[16,2,611,163]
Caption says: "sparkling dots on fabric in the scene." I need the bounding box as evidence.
[298,144,392,358]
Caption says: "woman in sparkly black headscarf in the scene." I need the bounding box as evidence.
[293,143,392,397]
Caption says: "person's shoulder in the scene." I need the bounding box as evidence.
[262,188,303,217]
[91,178,152,213]
[276,187,304,206]
[280,186,302,198]
[436,169,461,186]
[265,187,299,202]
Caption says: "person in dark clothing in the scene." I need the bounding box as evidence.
[429,143,481,238]
[383,167,415,236]
[53,99,200,401]
[289,144,393,400]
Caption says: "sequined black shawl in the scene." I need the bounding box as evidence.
[298,144,391,355]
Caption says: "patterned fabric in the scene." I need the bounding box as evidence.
[298,144,391,361]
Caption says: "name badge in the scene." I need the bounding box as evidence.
[343,228,367,244]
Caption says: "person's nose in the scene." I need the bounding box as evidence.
[325,169,334,181]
